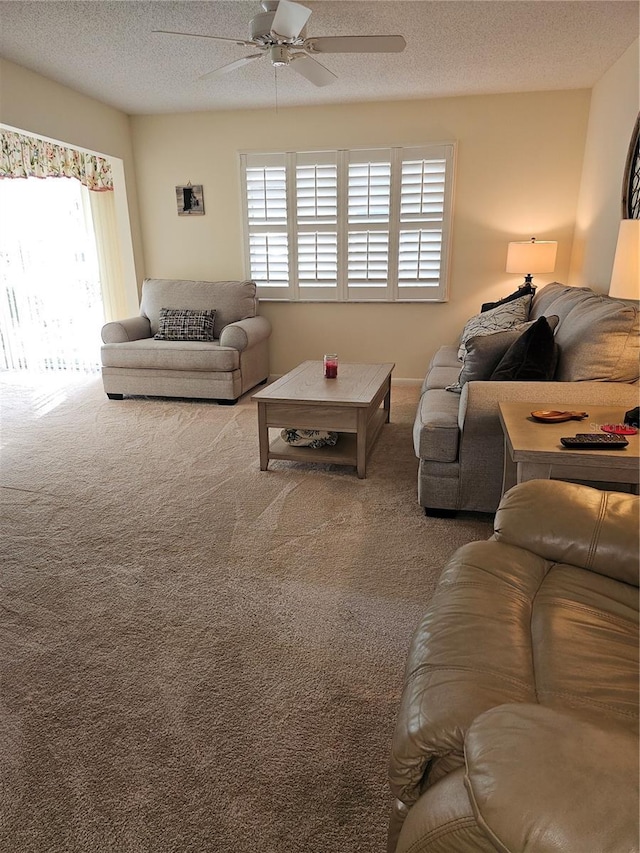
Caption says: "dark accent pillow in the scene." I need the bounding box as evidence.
[154,308,216,341]
[481,283,535,312]
[490,316,559,382]
[446,315,559,392]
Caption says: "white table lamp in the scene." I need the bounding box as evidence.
[609,219,640,300]
[506,237,558,287]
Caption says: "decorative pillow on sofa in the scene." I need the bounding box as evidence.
[154,308,216,341]
[481,283,535,312]
[445,315,559,392]
[280,429,339,448]
[490,316,559,382]
[458,293,532,360]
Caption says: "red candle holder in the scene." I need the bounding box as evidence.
[323,353,338,379]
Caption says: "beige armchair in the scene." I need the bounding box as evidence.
[100,279,271,404]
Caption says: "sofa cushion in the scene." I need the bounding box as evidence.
[490,316,558,382]
[140,279,257,339]
[555,295,639,382]
[413,389,461,461]
[457,293,532,359]
[154,308,216,341]
[531,282,640,382]
[101,339,240,372]
[423,365,462,392]
[530,282,592,321]
[429,345,461,369]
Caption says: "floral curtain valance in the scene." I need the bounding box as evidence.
[0,130,113,192]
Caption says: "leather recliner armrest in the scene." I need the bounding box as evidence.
[493,480,639,586]
[392,768,497,853]
[101,316,151,343]
[464,704,639,853]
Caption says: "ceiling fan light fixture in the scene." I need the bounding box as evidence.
[270,45,290,66]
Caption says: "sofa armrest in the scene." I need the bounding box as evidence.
[465,704,639,853]
[391,769,496,853]
[101,316,151,343]
[493,480,639,584]
[219,315,271,352]
[388,540,548,810]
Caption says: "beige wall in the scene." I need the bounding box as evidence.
[570,39,640,291]
[0,58,144,289]
[132,89,590,379]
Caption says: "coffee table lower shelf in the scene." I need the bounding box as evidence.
[266,408,387,473]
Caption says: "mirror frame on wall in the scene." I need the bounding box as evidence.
[622,113,640,219]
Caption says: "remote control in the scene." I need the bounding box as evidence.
[560,433,629,449]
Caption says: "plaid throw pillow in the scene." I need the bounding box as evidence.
[154,308,216,341]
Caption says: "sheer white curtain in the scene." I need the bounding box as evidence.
[89,189,129,323]
[0,129,129,373]
[0,177,104,372]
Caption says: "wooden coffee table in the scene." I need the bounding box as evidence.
[499,402,640,494]
[252,361,394,478]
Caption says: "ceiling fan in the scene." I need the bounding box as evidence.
[153,0,406,87]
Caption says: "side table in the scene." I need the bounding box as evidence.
[499,402,640,495]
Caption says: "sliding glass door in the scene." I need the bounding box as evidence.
[0,176,104,374]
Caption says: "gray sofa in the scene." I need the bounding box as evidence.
[415,282,639,513]
[101,279,271,403]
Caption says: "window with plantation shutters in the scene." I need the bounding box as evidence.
[240,144,454,301]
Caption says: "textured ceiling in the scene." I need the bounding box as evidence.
[0,1,638,115]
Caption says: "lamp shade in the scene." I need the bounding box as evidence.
[506,238,558,274]
[609,219,640,300]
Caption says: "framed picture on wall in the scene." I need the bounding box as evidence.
[176,184,205,216]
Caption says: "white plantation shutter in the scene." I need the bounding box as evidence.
[298,232,338,285]
[345,152,391,297]
[400,159,446,218]
[246,164,287,223]
[295,153,338,297]
[348,232,389,285]
[249,232,289,285]
[397,151,451,296]
[398,230,442,285]
[241,154,290,298]
[241,144,454,301]
[296,161,337,222]
[348,160,391,221]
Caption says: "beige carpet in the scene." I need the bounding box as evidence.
[0,374,493,853]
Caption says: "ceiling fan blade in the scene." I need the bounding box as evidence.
[198,54,264,82]
[153,29,255,48]
[289,53,336,87]
[304,35,406,53]
[270,0,312,40]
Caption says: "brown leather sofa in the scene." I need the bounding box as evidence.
[388,479,639,853]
